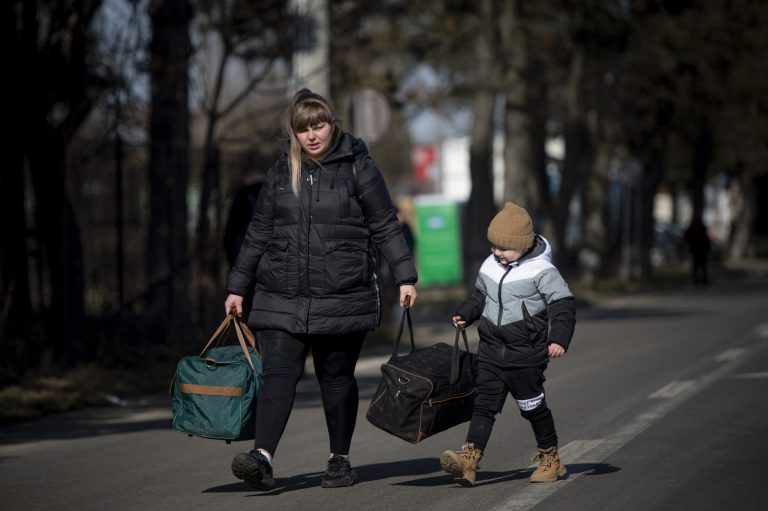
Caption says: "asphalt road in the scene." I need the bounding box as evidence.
[2,277,768,511]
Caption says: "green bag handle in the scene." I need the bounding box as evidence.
[169,313,260,395]
[197,312,259,373]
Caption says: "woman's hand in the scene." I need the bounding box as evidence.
[225,294,244,316]
[399,284,417,308]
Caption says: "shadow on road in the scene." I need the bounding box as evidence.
[203,460,622,495]
[394,461,620,488]
[0,403,171,446]
[206,457,443,495]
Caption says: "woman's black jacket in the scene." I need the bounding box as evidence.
[226,133,418,335]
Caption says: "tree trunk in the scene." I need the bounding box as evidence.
[25,131,86,366]
[637,105,671,279]
[690,123,712,215]
[17,0,91,368]
[463,0,498,289]
[147,0,193,344]
[578,139,612,285]
[728,172,756,260]
[500,0,531,207]
[0,2,33,371]
[555,47,594,257]
[498,0,551,240]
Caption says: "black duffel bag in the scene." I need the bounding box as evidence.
[366,306,477,443]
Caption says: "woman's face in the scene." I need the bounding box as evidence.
[296,122,332,159]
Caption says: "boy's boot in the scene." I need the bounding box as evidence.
[231,450,276,491]
[440,443,483,487]
[321,455,358,488]
[529,446,567,483]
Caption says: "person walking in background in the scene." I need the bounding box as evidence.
[224,89,418,491]
[440,202,575,487]
[223,168,265,268]
[684,210,711,285]
[223,167,265,315]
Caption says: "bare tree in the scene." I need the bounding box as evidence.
[191,0,290,327]
[146,0,194,343]
[2,0,107,369]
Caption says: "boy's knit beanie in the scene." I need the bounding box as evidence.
[487,202,535,250]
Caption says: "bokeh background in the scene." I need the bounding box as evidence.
[1,0,766,398]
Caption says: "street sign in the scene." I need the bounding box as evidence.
[347,88,390,144]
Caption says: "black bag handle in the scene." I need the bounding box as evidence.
[450,326,472,386]
[390,302,473,387]
[390,302,416,359]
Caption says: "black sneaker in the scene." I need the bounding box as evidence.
[321,455,358,488]
[231,450,275,491]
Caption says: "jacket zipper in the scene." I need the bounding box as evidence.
[305,166,313,328]
[497,265,512,326]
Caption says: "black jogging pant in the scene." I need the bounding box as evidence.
[466,361,558,451]
[253,329,365,457]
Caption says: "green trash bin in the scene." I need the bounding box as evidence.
[414,196,463,286]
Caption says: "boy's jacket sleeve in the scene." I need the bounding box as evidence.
[546,296,576,351]
[455,287,485,325]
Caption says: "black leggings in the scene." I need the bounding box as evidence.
[466,362,558,451]
[253,329,365,457]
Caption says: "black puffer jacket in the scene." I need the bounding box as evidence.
[227,133,418,335]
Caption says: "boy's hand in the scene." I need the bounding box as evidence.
[548,343,565,358]
[452,315,467,330]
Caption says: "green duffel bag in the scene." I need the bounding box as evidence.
[171,313,262,442]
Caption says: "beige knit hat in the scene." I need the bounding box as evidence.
[487,202,535,250]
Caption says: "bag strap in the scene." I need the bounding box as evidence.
[389,297,416,359]
[169,313,260,395]
[450,326,471,386]
[197,314,234,356]
[231,316,258,372]
[236,316,258,352]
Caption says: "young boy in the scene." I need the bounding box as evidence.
[440,202,575,487]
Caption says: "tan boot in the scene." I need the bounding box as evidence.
[440,443,483,487]
[529,446,567,483]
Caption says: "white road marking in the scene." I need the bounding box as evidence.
[755,323,768,339]
[648,380,696,399]
[490,332,768,511]
[715,348,747,362]
[732,372,768,379]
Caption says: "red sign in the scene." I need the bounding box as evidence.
[411,146,436,182]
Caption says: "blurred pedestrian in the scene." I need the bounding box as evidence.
[223,169,265,315]
[224,89,418,490]
[684,211,711,285]
[440,202,575,487]
[223,169,264,268]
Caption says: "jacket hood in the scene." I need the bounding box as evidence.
[495,234,552,268]
[320,132,369,164]
[524,234,553,264]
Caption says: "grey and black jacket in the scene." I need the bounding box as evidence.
[455,235,575,367]
[226,132,417,335]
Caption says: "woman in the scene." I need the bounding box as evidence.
[225,89,418,490]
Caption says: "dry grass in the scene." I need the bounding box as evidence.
[0,360,176,426]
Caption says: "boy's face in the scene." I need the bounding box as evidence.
[491,245,525,266]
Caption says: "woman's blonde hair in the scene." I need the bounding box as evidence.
[285,89,341,196]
